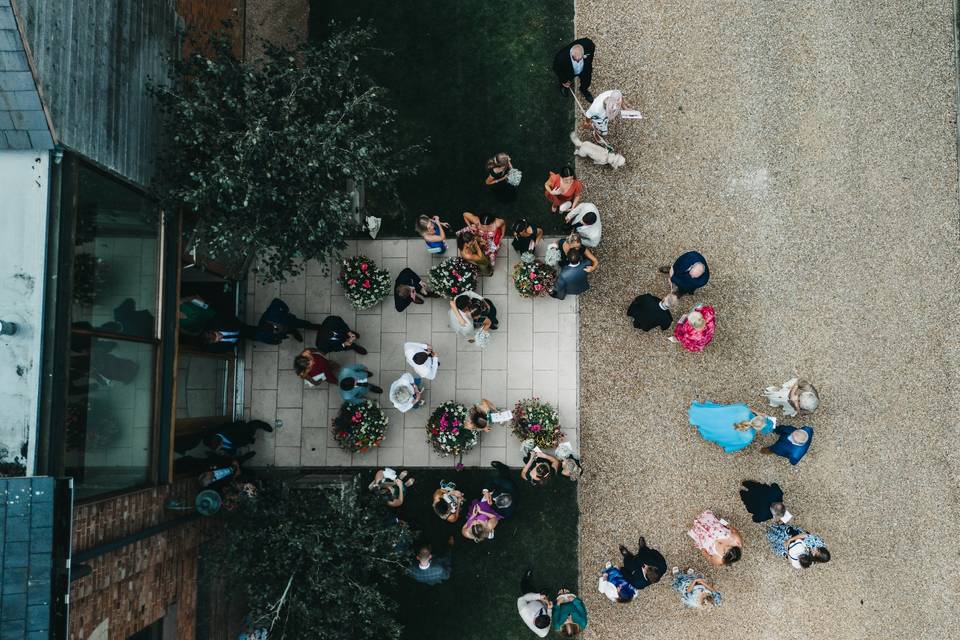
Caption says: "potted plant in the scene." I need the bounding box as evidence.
[511,398,563,448]
[429,257,479,299]
[426,401,479,456]
[512,253,557,298]
[332,400,389,452]
[337,255,391,310]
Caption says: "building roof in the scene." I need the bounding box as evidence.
[13,0,181,186]
[0,0,52,150]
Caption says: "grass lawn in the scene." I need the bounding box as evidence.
[310,0,575,236]
[384,467,579,640]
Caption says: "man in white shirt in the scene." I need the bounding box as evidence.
[389,373,424,413]
[565,203,601,247]
[403,342,439,380]
[517,570,552,637]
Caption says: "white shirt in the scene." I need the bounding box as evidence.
[389,373,418,413]
[517,593,550,637]
[403,342,439,380]
[565,203,602,247]
[570,50,585,76]
[597,575,620,602]
[787,539,807,569]
[584,90,616,119]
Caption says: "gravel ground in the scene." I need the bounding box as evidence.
[573,2,960,638]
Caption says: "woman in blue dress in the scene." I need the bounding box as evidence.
[671,567,722,609]
[688,401,775,453]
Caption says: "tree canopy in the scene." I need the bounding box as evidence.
[152,23,417,281]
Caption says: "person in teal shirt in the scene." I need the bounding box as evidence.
[337,363,382,402]
[552,589,587,636]
[688,401,775,453]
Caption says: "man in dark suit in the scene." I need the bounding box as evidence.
[626,293,677,331]
[619,536,667,590]
[552,38,596,101]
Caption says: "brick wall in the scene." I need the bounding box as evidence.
[68,478,206,640]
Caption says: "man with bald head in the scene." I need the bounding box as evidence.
[552,37,595,102]
[659,251,710,296]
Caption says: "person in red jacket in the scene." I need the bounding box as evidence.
[294,349,340,386]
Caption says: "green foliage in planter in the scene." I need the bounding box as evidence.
[208,477,411,640]
[150,23,419,282]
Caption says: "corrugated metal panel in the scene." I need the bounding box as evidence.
[16,0,180,186]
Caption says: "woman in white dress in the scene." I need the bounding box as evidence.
[448,291,483,340]
[763,377,820,417]
[584,90,633,137]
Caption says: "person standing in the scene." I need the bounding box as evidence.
[294,349,340,387]
[461,491,504,543]
[739,480,790,523]
[315,315,368,355]
[394,267,437,312]
[670,303,716,352]
[337,363,383,402]
[761,424,814,465]
[517,570,552,637]
[552,38,596,101]
[763,377,821,416]
[659,251,710,296]
[627,293,677,332]
[564,203,602,247]
[511,218,545,255]
[404,342,439,380]
[688,510,744,567]
[406,543,452,585]
[389,372,425,413]
[256,297,322,343]
[416,215,448,254]
[671,568,722,609]
[598,562,637,603]
[767,522,831,569]
[619,536,667,590]
[200,419,273,454]
[552,589,588,637]
[688,400,775,453]
[485,153,520,203]
[550,247,598,300]
[544,167,584,214]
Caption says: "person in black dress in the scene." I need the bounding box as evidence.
[485,153,519,203]
[315,315,367,355]
[511,218,544,255]
[552,37,596,101]
[739,480,786,523]
[619,536,667,590]
[394,268,437,312]
[626,293,677,332]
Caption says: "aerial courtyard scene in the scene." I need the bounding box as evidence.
[0,1,957,639]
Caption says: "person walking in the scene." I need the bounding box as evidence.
[485,153,520,203]
[552,589,588,637]
[550,247,598,300]
[619,536,667,590]
[671,568,722,609]
[659,251,709,296]
[416,215,448,254]
[763,377,821,416]
[200,419,273,454]
[517,570,552,638]
[627,293,677,332]
[767,521,831,569]
[688,510,744,567]
[544,166,584,214]
[670,303,716,352]
[564,203,601,247]
[337,363,383,402]
[739,480,791,523]
[404,342,439,380]
[584,90,633,138]
[294,349,340,387]
[598,562,637,603]
[552,38,596,101]
[315,315,368,355]
[394,267,437,312]
[511,218,545,255]
[255,298,321,343]
[688,400,775,453]
[761,424,814,465]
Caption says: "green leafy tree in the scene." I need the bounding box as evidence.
[151,24,417,281]
[211,477,412,639]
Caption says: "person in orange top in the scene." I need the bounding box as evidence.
[543,166,583,213]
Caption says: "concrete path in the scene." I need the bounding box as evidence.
[242,237,579,469]
[574,1,959,638]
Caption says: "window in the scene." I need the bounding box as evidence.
[64,164,162,499]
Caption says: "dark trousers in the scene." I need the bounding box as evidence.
[560,70,592,95]
[520,571,541,596]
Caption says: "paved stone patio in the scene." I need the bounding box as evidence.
[241,236,579,469]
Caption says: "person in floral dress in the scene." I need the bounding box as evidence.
[688,510,743,566]
[671,303,716,352]
[671,568,722,609]
[767,522,831,569]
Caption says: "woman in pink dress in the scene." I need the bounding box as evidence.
[688,510,743,566]
[462,211,505,267]
[671,303,715,352]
